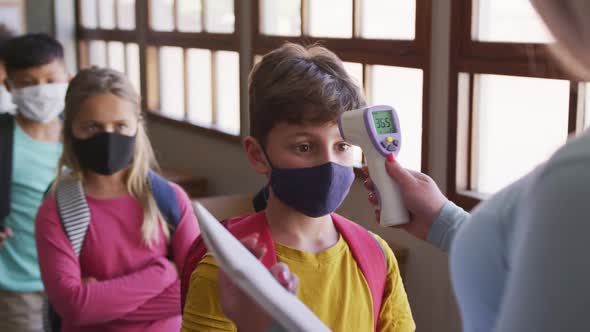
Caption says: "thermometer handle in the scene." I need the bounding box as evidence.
[366,152,410,227]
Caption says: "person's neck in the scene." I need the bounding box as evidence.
[16,114,61,143]
[265,191,339,254]
[82,169,129,199]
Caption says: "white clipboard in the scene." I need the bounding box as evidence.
[193,202,331,332]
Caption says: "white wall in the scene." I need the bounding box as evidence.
[147,121,266,195]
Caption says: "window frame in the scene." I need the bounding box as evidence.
[75,0,243,143]
[252,0,433,172]
[447,0,582,209]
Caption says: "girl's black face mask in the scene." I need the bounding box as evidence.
[72,132,136,175]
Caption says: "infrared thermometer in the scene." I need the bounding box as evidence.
[339,105,410,227]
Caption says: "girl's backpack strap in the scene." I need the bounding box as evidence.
[55,177,91,257]
[148,170,181,233]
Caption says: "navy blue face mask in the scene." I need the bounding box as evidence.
[265,153,355,218]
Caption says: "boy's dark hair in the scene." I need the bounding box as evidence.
[2,33,64,71]
[0,24,16,58]
[248,43,366,146]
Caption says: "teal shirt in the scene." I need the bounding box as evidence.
[0,122,62,292]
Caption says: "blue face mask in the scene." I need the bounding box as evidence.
[266,156,355,218]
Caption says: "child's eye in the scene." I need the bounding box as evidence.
[337,143,351,152]
[296,144,312,153]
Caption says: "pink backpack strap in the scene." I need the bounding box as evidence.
[226,212,278,268]
[181,212,277,312]
[332,213,387,331]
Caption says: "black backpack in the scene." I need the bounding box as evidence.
[0,113,15,231]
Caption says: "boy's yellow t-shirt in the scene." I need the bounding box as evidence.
[181,233,415,332]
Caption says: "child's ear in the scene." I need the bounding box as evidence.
[243,136,271,176]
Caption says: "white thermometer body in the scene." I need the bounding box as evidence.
[339,105,410,226]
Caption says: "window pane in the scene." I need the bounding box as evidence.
[253,54,263,66]
[159,47,185,119]
[204,0,234,33]
[178,0,202,32]
[107,41,125,73]
[342,61,364,168]
[351,146,363,168]
[360,0,415,39]
[117,0,136,29]
[214,51,240,135]
[88,40,107,67]
[126,43,140,92]
[80,0,98,28]
[475,0,553,43]
[150,0,174,31]
[370,65,423,171]
[187,49,212,126]
[343,62,363,89]
[98,0,116,29]
[260,0,301,36]
[309,0,352,38]
[474,74,569,194]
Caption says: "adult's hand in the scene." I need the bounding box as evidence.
[364,153,448,240]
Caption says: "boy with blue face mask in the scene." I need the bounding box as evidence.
[0,33,67,332]
[182,43,415,332]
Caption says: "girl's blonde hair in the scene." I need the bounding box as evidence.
[55,67,169,246]
[532,0,590,79]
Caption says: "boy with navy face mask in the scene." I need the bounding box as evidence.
[0,33,67,332]
[182,43,415,332]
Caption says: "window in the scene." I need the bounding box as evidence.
[76,0,241,138]
[254,0,431,171]
[78,0,141,92]
[259,0,300,36]
[448,0,581,209]
[177,0,202,32]
[473,0,552,43]
[158,46,185,119]
[360,0,415,40]
[186,49,212,125]
[370,65,423,171]
[473,75,569,194]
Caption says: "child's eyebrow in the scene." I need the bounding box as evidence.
[290,132,315,138]
[81,117,130,124]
